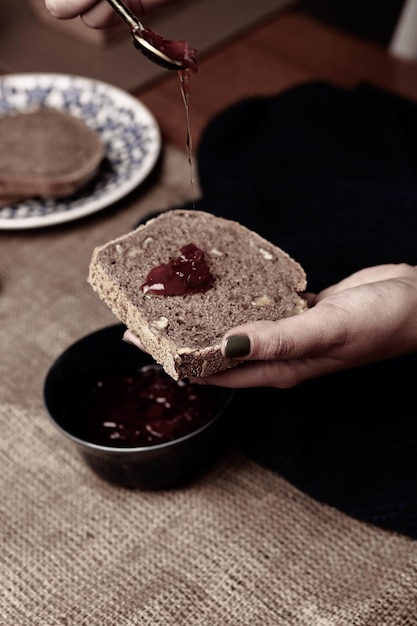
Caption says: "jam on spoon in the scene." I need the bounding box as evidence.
[137,26,198,72]
[105,0,198,71]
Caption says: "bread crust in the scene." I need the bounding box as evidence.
[88,209,307,380]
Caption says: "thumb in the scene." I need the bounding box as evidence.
[222,309,337,362]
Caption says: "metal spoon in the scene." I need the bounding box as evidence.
[105,0,189,70]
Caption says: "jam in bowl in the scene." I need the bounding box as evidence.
[43,324,234,489]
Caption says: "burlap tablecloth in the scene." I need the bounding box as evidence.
[1,146,417,625]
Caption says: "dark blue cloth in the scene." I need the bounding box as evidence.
[191,81,417,538]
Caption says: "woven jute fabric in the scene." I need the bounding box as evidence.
[1,146,417,625]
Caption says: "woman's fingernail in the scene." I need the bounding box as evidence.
[122,330,140,348]
[122,331,134,345]
[224,334,251,359]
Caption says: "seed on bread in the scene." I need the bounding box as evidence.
[259,248,274,260]
[251,295,274,307]
[151,317,169,329]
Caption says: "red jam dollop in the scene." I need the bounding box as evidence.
[81,366,219,448]
[139,27,198,72]
[142,243,214,296]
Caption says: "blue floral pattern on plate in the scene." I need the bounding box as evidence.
[0,73,161,229]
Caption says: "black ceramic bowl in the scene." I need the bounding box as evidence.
[44,324,234,489]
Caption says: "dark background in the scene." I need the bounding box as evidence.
[297,0,406,46]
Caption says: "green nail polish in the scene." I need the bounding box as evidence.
[224,334,250,359]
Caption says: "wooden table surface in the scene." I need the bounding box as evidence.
[135,9,417,151]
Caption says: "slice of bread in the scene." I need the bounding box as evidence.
[0,108,105,200]
[88,209,307,380]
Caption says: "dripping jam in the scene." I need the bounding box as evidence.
[131,24,198,194]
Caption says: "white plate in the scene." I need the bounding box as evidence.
[0,73,161,229]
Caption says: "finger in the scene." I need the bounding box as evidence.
[45,0,98,19]
[45,0,165,25]
[317,263,416,299]
[123,329,147,351]
[80,1,134,28]
[196,355,341,389]
[222,306,346,363]
[80,0,177,27]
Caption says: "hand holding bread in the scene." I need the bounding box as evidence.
[122,263,417,389]
[200,263,417,389]
[89,212,417,388]
[88,209,307,380]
